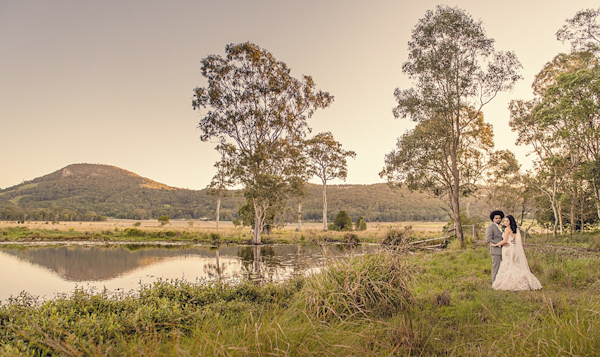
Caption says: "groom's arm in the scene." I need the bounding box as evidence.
[493,229,510,247]
[485,225,494,244]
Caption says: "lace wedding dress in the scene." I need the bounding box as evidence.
[492,229,542,291]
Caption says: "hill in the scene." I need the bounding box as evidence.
[0,163,458,222]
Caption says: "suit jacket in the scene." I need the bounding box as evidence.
[486,222,503,256]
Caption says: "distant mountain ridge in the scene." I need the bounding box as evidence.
[0,163,455,222]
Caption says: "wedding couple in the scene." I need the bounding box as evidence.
[486,210,542,291]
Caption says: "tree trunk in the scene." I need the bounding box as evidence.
[252,199,265,245]
[571,189,576,236]
[596,187,600,221]
[546,171,559,239]
[550,198,558,239]
[322,182,328,232]
[215,194,221,230]
[450,126,464,248]
[580,196,585,232]
[557,201,564,235]
[297,202,302,231]
[450,191,463,246]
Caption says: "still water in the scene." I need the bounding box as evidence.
[0,243,377,303]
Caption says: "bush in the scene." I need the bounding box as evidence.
[382,225,413,246]
[330,210,353,231]
[355,216,367,231]
[158,215,170,226]
[209,232,221,245]
[123,228,145,237]
[343,233,360,245]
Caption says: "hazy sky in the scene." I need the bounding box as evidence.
[1,0,597,190]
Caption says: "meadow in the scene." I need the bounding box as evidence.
[0,219,449,245]
[1,229,599,355]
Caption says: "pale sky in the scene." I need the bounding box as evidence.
[1,0,597,190]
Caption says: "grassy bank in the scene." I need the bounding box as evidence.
[0,220,447,245]
[1,234,599,355]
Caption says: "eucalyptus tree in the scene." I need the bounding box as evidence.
[205,146,235,229]
[192,42,333,244]
[557,7,600,53]
[381,108,494,231]
[509,99,572,237]
[306,132,356,231]
[382,6,521,247]
[536,61,600,222]
[510,50,600,234]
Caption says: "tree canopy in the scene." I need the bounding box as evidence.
[382,5,521,247]
[306,132,356,231]
[192,42,333,244]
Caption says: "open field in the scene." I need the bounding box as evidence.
[0,219,451,244]
[0,218,576,245]
[0,219,447,232]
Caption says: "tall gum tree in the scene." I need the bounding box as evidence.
[537,61,600,223]
[192,42,333,244]
[556,10,600,224]
[306,132,356,231]
[382,6,521,247]
[381,108,494,233]
[510,49,600,235]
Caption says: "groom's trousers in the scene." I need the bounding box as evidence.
[491,254,502,283]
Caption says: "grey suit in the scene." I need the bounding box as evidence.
[486,223,503,283]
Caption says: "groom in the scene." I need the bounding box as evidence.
[486,210,504,283]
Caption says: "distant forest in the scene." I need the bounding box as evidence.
[0,164,489,223]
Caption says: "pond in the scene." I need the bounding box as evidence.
[0,242,379,303]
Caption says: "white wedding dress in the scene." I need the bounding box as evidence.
[492,229,542,291]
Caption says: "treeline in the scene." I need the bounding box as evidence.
[294,184,449,222]
[0,164,458,222]
[0,205,107,222]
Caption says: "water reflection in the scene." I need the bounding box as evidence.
[0,243,377,302]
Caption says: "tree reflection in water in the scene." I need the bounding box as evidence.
[0,243,380,300]
[203,247,226,281]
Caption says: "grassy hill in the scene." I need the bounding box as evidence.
[0,163,469,222]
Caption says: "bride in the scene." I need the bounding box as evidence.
[491,215,542,291]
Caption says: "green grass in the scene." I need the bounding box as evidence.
[0,222,447,246]
[0,226,254,245]
[1,234,600,355]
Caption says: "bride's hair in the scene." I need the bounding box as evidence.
[506,215,517,233]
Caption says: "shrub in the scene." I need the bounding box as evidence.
[123,228,145,237]
[158,215,170,226]
[355,216,367,231]
[209,232,221,245]
[330,210,353,231]
[382,225,413,246]
[343,233,360,245]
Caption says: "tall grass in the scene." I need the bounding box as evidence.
[298,252,413,320]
